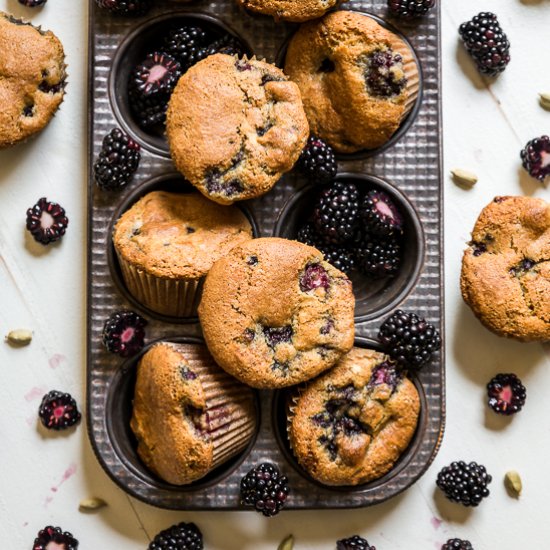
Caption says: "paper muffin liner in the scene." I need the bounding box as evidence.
[285,386,306,455]
[388,34,420,120]
[117,252,204,318]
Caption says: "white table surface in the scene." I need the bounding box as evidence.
[1,1,549,548]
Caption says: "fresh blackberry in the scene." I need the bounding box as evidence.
[436,461,492,507]
[442,540,474,550]
[378,309,441,369]
[337,535,376,550]
[26,197,69,245]
[128,82,169,129]
[240,463,289,517]
[388,0,435,18]
[487,373,526,415]
[132,52,181,96]
[319,243,355,275]
[33,526,78,550]
[299,136,338,184]
[39,391,81,430]
[313,181,360,244]
[102,311,147,357]
[459,12,510,76]
[355,237,401,278]
[360,190,403,237]
[296,223,320,247]
[197,35,246,61]
[149,522,203,550]
[94,128,141,191]
[18,0,47,6]
[163,26,209,70]
[94,0,151,16]
[520,136,550,182]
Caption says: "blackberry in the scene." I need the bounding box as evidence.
[94,0,151,16]
[337,536,376,550]
[240,463,290,517]
[436,461,492,507]
[102,311,147,357]
[520,135,550,182]
[39,391,81,430]
[360,190,403,237]
[296,222,321,248]
[487,373,526,415]
[94,128,141,191]
[149,522,203,550]
[378,309,441,369]
[300,263,330,292]
[388,0,435,18]
[319,243,355,275]
[197,35,246,61]
[128,83,169,129]
[33,526,78,550]
[355,238,401,278]
[459,12,510,76]
[163,26,209,70]
[26,197,69,245]
[18,0,47,6]
[442,540,474,550]
[313,181,360,244]
[299,136,338,184]
[132,52,181,96]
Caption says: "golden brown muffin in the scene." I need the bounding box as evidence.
[113,190,253,317]
[460,196,550,342]
[198,237,355,389]
[284,10,419,153]
[166,54,309,205]
[0,12,66,148]
[234,0,346,22]
[131,342,257,485]
[288,347,420,486]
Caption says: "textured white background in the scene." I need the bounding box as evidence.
[0,0,549,548]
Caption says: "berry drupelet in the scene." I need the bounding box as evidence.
[360,190,404,238]
[95,0,151,16]
[355,238,401,279]
[18,0,47,6]
[132,52,181,96]
[319,243,355,275]
[128,84,169,129]
[163,26,210,70]
[520,136,550,182]
[459,12,510,76]
[378,310,441,369]
[39,391,81,430]
[33,526,78,550]
[437,461,492,507]
[337,535,376,550]
[102,311,147,357]
[26,198,69,245]
[442,539,474,550]
[148,522,203,550]
[388,0,435,18]
[94,128,141,191]
[240,463,289,517]
[299,136,338,185]
[487,373,526,415]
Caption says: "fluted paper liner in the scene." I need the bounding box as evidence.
[389,33,420,120]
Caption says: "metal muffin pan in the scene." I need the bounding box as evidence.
[87,0,444,510]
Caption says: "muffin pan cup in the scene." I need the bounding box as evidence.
[87,0,444,510]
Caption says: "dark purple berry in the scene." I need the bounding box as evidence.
[38,391,81,431]
[442,539,474,550]
[240,463,290,517]
[263,325,293,347]
[365,49,407,97]
[300,263,330,292]
[299,136,338,184]
[94,0,151,16]
[520,136,550,182]
[437,461,492,507]
[197,35,246,61]
[148,522,203,550]
[296,223,320,247]
[319,243,355,274]
[33,526,78,550]
[163,26,210,70]
[355,238,401,278]
[128,83,169,129]
[102,311,147,357]
[487,373,526,415]
[388,0,435,18]
[18,0,47,6]
[26,197,68,245]
[337,535,376,550]
[360,190,404,237]
[368,360,401,391]
[132,52,181,96]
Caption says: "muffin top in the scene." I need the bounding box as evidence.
[113,190,253,279]
[460,196,550,342]
[198,237,355,389]
[284,10,418,153]
[288,347,420,486]
[234,0,346,22]
[0,12,66,148]
[166,54,309,204]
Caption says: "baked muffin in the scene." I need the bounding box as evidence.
[284,10,419,153]
[234,0,346,22]
[288,347,420,486]
[198,237,355,389]
[113,190,253,317]
[166,54,309,205]
[461,196,550,342]
[0,12,66,149]
[131,342,257,485]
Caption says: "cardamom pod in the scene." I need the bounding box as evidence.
[451,169,478,187]
[79,497,108,511]
[278,534,294,550]
[5,329,33,346]
[539,93,550,110]
[504,471,522,496]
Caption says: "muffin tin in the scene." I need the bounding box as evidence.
[87,0,444,509]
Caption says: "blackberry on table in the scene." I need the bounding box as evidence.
[33,526,78,550]
[163,26,210,70]
[26,197,69,245]
[442,539,474,550]
[94,0,151,16]
[487,373,526,415]
[459,12,510,76]
[94,128,141,191]
[132,52,181,96]
[388,0,435,18]
[437,461,492,507]
[520,135,550,182]
[299,136,338,185]
[39,391,81,430]
[360,189,404,238]
[102,311,147,357]
[337,535,376,550]
[378,309,441,369]
[148,522,203,550]
[355,237,401,279]
[18,0,47,6]
[240,462,289,517]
